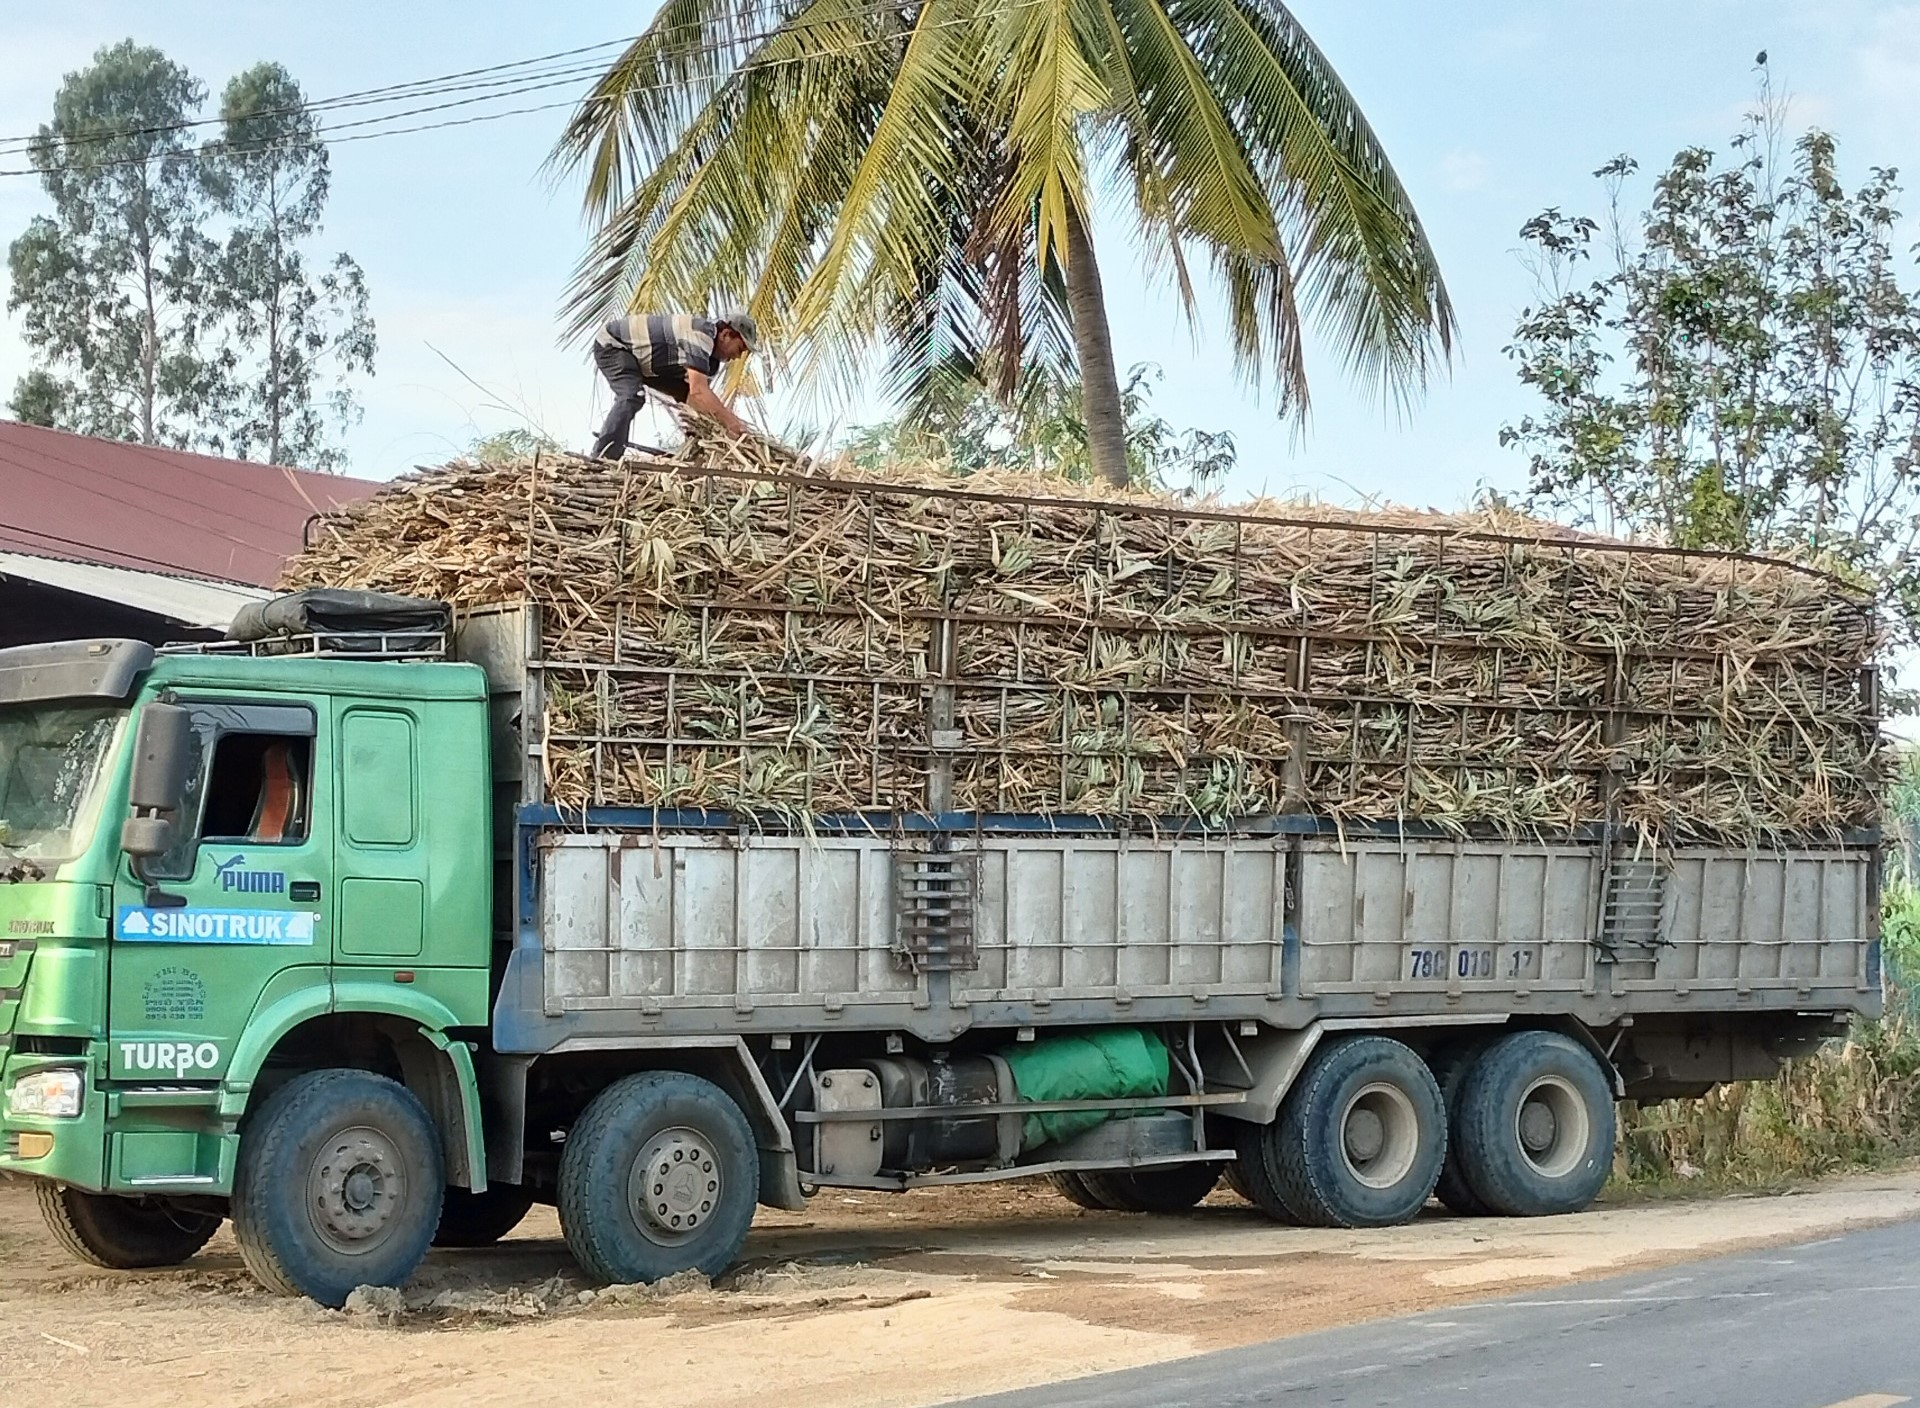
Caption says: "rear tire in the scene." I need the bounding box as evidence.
[1221,1158,1255,1204]
[1427,1041,1494,1216]
[35,1184,221,1269]
[434,1185,535,1248]
[1047,1172,1115,1210]
[1079,1162,1220,1213]
[1229,1118,1302,1225]
[558,1071,758,1286]
[1269,1036,1447,1228]
[1455,1031,1614,1217]
[231,1069,444,1307]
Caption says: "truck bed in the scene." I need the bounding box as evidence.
[503,816,1877,1045]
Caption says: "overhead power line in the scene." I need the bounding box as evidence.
[0,3,946,161]
[0,34,643,157]
[0,0,1037,181]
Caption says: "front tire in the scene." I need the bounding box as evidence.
[1455,1031,1615,1217]
[434,1185,536,1248]
[35,1184,221,1269]
[1268,1036,1447,1228]
[231,1069,445,1307]
[558,1071,758,1286]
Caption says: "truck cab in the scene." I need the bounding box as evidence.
[0,636,493,1294]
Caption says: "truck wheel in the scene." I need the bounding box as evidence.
[1079,1163,1221,1213]
[1455,1031,1615,1217]
[1270,1036,1447,1228]
[558,1071,758,1286]
[1047,1172,1116,1210]
[1221,1158,1255,1203]
[1228,1119,1302,1225]
[1427,1041,1494,1216]
[231,1069,445,1307]
[434,1185,536,1248]
[35,1183,221,1269]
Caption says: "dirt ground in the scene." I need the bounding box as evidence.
[5,1167,1920,1408]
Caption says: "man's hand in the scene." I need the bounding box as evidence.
[684,370,753,438]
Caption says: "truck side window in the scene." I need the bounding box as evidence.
[201,734,311,845]
[146,702,318,880]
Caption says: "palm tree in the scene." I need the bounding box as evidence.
[554,0,1454,488]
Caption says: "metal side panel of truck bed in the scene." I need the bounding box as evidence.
[512,826,1878,1046]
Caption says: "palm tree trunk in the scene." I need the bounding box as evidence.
[1063,202,1128,490]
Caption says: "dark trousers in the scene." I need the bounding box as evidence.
[590,341,645,460]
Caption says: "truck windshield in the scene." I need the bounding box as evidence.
[0,703,125,876]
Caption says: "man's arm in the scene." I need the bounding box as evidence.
[684,369,752,437]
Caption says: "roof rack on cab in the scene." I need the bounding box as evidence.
[162,588,451,662]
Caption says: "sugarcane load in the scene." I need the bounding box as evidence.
[286,443,1879,844]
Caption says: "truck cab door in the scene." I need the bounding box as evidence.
[109,700,331,1092]
[333,705,426,963]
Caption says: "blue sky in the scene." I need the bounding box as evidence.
[3,1,1919,508]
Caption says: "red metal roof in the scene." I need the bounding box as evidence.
[0,420,380,588]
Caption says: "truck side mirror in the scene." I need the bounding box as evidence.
[127,703,191,818]
[121,704,192,907]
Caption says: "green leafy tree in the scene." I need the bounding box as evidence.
[554,0,1454,489]
[8,370,70,429]
[6,40,221,444]
[846,360,1234,493]
[204,63,375,469]
[1504,93,1920,638]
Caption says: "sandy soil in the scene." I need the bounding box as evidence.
[4,1167,1919,1408]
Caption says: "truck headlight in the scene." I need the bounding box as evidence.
[7,1067,85,1119]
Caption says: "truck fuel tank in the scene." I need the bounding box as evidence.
[805,1055,1020,1178]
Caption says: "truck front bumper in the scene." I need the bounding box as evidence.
[1,1047,234,1194]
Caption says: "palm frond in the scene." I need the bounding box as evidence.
[552,0,1454,433]
[985,0,1110,269]
[1167,0,1456,402]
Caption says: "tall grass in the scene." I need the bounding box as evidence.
[1615,885,1920,1188]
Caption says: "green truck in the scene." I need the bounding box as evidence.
[0,597,1881,1306]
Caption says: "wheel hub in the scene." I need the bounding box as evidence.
[309,1126,406,1255]
[1513,1075,1591,1180]
[1338,1082,1419,1190]
[629,1127,722,1246]
[1518,1097,1558,1153]
[1344,1108,1385,1163]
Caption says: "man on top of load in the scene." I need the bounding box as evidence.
[589,307,760,459]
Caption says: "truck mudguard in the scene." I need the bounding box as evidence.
[222,974,487,1191]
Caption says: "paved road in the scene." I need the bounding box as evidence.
[956,1216,1920,1408]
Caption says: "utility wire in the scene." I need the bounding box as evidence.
[0,56,629,158]
[0,1,942,159]
[0,0,1036,181]
[0,34,643,156]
